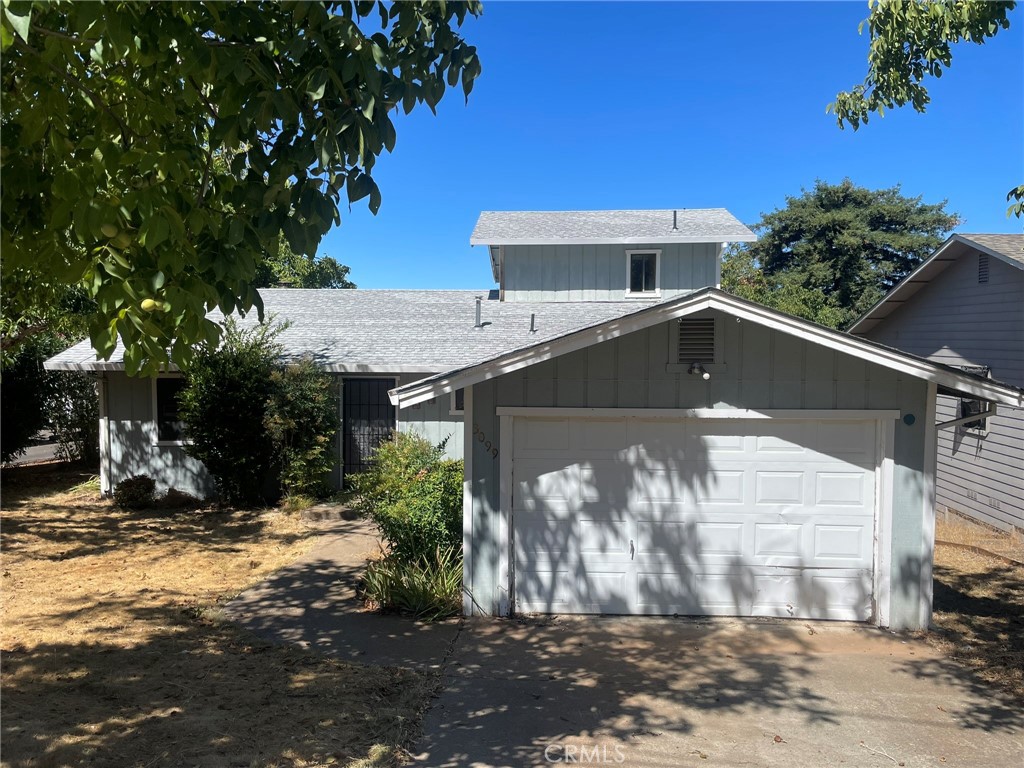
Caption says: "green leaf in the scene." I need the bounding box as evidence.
[3,6,31,43]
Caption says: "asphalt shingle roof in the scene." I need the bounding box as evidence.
[470,209,756,245]
[957,233,1024,266]
[45,289,664,372]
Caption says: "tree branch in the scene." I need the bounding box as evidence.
[14,38,134,148]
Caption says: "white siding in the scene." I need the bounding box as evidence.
[861,253,1024,531]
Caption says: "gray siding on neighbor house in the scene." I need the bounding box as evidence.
[465,310,929,629]
[501,242,718,302]
[101,372,464,499]
[861,253,1024,531]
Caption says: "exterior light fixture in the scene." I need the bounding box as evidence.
[688,362,711,380]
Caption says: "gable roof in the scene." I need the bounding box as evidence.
[849,233,1024,336]
[389,287,1024,410]
[44,289,662,373]
[470,208,757,246]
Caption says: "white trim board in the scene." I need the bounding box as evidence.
[390,289,1024,409]
[494,407,902,420]
[470,235,755,246]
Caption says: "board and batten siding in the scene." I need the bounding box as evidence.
[501,242,719,302]
[100,371,464,498]
[465,309,929,628]
[859,253,1024,531]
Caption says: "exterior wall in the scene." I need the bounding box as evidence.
[860,254,1024,531]
[501,242,718,302]
[465,310,930,629]
[101,371,465,499]
[104,372,216,497]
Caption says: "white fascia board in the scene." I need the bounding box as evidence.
[43,359,124,371]
[494,407,902,420]
[469,235,757,246]
[706,294,1024,407]
[390,289,1024,410]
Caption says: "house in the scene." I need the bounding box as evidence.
[46,209,1024,630]
[849,233,1024,534]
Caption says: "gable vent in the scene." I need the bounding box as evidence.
[978,253,989,283]
[677,318,716,364]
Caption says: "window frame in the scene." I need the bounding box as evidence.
[151,374,189,446]
[958,365,991,434]
[665,315,728,374]
[450,388,466,416]
[624,249,662,298]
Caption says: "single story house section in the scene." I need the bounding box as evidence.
[390,288,1023,631]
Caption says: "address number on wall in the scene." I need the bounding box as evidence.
[472,423,499,459]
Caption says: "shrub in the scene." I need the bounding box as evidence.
[265,359,340,498]
[1,336,54,463]
[362,546,462,620]
[47,371,99,465]
[177,319,281,507]
[351,433,463,565]
[114,475,156,510]
[177,319,339,507]
[156,488,203,511]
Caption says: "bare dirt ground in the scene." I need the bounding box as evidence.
[929,518,1024,700]
[1,463,434,768]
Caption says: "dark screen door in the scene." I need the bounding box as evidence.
[342,378,396,480]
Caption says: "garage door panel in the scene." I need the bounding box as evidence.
[511,416,877,621]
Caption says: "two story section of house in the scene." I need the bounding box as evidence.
[850,234,1024,533]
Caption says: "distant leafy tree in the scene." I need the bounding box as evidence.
[254,241,356,289]
[829,0,1021,215]
[1,1,481,375]
[722,180,959,329]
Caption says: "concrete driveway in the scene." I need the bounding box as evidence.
[416,616,1023,768]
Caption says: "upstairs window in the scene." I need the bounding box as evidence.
[626,250,661,296]
[154,377,187,443]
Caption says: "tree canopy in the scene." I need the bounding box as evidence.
[253,242,355,289]
[721,180,960,330]
[829,0,1021,215]
[1,1,481,375]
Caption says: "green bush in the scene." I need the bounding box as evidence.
[1,335,57,463]
[362,546,462,620]
[114,475,156,509]
[351,433,463,565]
[48,371,100,465]
[266,359,340,498]
[177,319,339,507]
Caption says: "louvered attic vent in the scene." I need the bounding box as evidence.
[677,318,716,364]
[978,253,989,284]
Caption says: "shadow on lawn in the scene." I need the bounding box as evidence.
[1,611,432,768]
[909,558,1024,712]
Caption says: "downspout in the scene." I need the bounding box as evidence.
[98,373,112,496]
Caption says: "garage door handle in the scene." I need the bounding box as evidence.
[630,539,635,560]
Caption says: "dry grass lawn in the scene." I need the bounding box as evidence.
[1,463,434,768]
[929,518,1024,700]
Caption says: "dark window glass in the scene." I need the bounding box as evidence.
[454,388,465,413]
[156,378,186,442]
[629,252,657,293]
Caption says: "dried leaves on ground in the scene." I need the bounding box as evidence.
[1,463,434,768]
[929,519,1024,701]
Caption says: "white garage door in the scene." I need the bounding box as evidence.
[511,417,877,620]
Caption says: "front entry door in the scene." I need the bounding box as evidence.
[342,378,396,481]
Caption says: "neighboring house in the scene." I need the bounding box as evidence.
[47,210,1024,630]
[849,233,1024,534]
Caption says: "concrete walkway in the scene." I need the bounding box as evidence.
[223,514,461,670]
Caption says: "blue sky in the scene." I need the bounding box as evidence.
[321,1,1024,290]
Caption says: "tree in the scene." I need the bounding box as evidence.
[721,180,959,329]
[253,241,356,289]
[1,1,481,375]
[829,0,1021,215]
